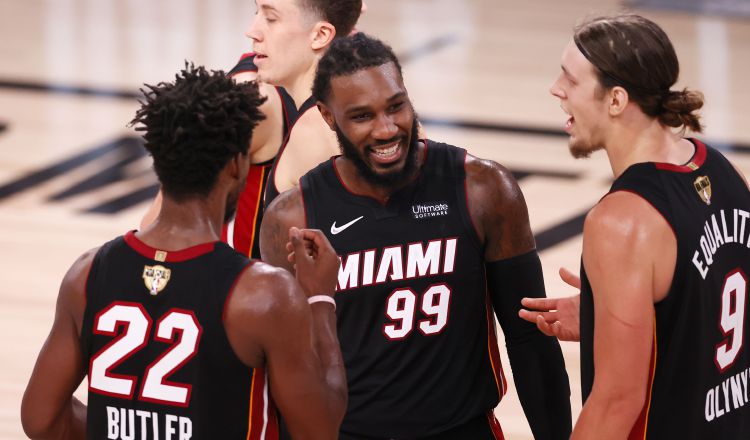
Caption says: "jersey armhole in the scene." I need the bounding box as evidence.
[221,261,258,324]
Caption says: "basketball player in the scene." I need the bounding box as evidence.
[260,33,571,440]
[523,14,750,439]
[21,65,346,440]
[141,0,364,258]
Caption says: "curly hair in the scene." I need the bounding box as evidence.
[574,14,703,133]
[313,32,402,103]
[300,0,361,38]
[130,63,266,201]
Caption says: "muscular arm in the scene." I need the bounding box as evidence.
[21,250,95,440]
[225,259,345,440]
[571,192,673,439]
[466,156,571,439]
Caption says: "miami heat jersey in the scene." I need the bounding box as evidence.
[223,53,296,258]
[300,141,506,438]
[580,139,750,439]
[80,231,278,439]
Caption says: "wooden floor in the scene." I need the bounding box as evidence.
[1,0,749,438]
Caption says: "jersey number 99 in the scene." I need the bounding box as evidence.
[383,284,451,340]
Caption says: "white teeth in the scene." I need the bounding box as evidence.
[373,143,399,157]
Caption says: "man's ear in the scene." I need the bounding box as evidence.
[317,102,336,131]
[608,86,629,117]
[226,152,245,179]
[311,21,335,51]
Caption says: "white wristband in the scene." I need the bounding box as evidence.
[307,295,336,310]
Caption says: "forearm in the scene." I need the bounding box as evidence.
[508,335,571,440]
[486,251,571,438]
[310,304,347,424]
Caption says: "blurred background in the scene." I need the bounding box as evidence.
[1,0,749,438]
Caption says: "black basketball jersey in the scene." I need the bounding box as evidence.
[80,231,279,440]
[300,140,506,438]
[580,139,750,439]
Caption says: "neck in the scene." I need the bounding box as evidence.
[139,195,226,249]
[604,115,692,178]
[283,56,320,107]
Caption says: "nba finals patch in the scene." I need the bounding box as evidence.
[694,175,712,205]
[143,265,171,296]
[412,201,450,219]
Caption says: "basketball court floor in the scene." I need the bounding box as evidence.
[1,0,749,438]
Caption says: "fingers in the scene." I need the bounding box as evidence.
[520,297,559,311]
[535,315,557,337]
[297,229,335,254]
[559,266,581,289]
[519,308,557,323]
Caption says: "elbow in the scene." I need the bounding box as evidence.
[328,377,348,428]
[21,406,53,440]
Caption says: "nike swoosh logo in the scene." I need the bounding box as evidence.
[331,216,364,235]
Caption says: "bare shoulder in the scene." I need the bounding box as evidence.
[59,247,99,329]
[224,261,307,366]
[260,187,306,269]
[283,110,338,160]
[464,153,533,258]
[585,192,665,240]
[464,154,525,208]
[265,186,306,225]
[583,191,673,262]
[230,261,306,317]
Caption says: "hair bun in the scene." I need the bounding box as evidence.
[659,88,704,133]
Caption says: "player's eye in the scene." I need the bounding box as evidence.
[388,102,405,112]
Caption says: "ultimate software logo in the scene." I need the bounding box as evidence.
[412,201,450,219]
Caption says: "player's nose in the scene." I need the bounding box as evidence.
[372,114,398,139]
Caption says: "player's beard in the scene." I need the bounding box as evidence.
[568,126,605,159]
[335,116,420,190]
[568,138,604,159]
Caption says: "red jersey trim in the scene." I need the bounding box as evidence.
[227,165,269,256]
[124,231,217,262]
[246,368,278,440]
[654,138,706,172]
[487,410,506,440]
[628,319,658,440]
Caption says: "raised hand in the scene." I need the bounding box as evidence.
[287,227,340,298]
[518,267,581,341]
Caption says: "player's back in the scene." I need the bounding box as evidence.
[80,231,277,439]
[580,139,750,439]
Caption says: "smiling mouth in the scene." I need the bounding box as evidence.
[370,140,403,163]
